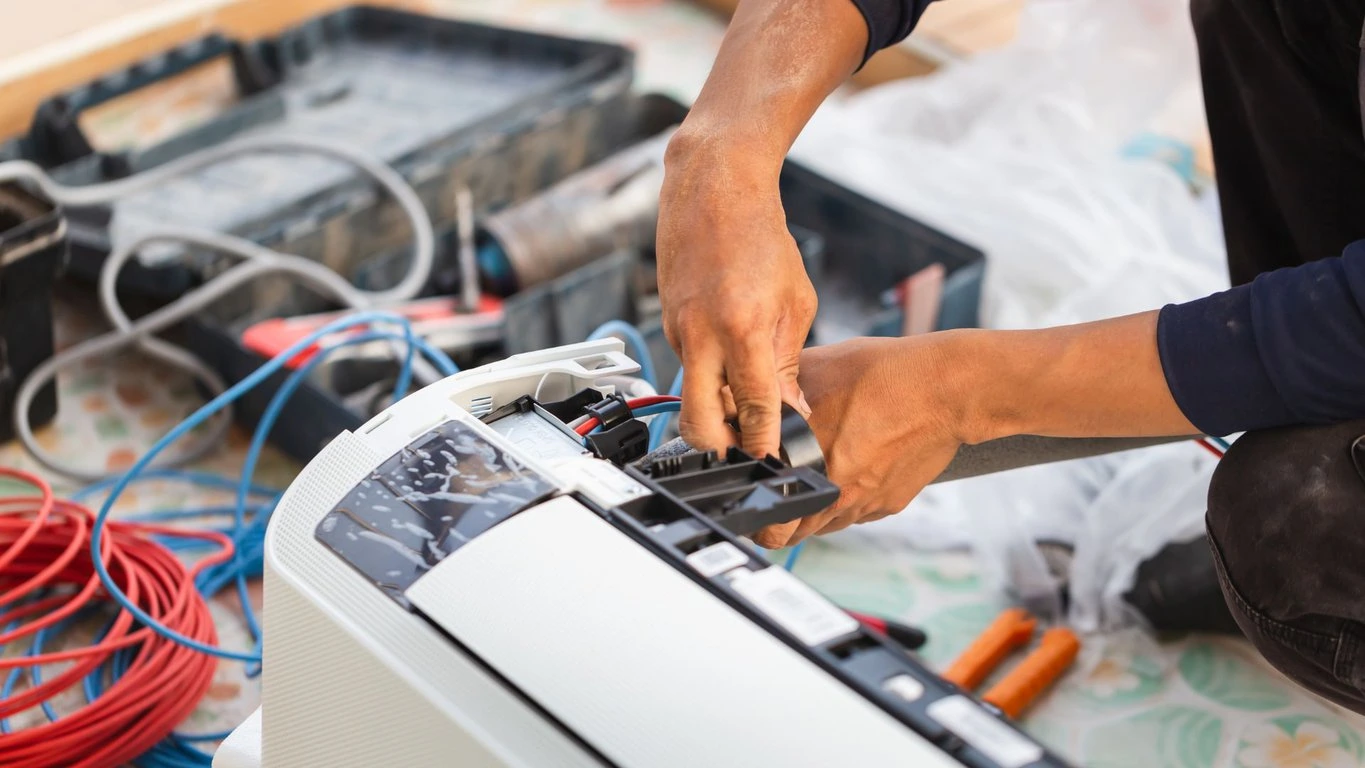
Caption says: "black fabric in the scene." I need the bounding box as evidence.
[1193,0,1365,284]
[1206,420,1365,713]
[847,0,938,64]
[1150,0,1365,709]
[1158,246,1365,436]
[1123,536,1240,635]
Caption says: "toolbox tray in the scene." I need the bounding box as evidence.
[187,91,985,464]
[32,5,634,325]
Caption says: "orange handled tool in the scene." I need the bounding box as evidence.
[982,627,1081,718]
[940,608,1036,690]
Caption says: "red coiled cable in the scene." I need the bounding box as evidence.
[0,467,227,768]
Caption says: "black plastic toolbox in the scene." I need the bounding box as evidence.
[31,5,635,325]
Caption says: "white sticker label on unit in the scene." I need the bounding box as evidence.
[486,411,587,463]
[730,567,858,646]
[927,695,1043,768]
[685,542,750,578]
[573,463,652,504]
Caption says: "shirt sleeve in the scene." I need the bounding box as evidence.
[1157,241,1365,436]
[847,0,939,64]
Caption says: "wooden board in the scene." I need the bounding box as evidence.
[0,0,429,142]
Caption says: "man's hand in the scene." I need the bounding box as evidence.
[754,312,1201,548]
[657,143,817,458]
[752,337,965,548]
[652,0,869,457]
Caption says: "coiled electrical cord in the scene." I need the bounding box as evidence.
[0,467,223,768]
[3,135,439,481]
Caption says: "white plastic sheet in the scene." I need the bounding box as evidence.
[793,0,1228,631]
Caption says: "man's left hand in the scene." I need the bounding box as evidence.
[753,336,970,548]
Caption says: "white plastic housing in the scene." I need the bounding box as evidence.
[223,340,957,767]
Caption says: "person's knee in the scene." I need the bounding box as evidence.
[1207,427,1322,605]
[1206,421,1365,712]
[1207,422,1365,615]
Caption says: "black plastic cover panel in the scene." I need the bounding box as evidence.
[316,419,556,604]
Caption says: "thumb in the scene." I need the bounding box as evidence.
[726,336,783,459]
[775,314,811,419]
[753,520,800,549]
[776,348,810,421]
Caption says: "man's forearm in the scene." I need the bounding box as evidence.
[943,311,1200,444]
[665,0,868,176]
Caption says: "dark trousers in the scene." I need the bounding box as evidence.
[1190,0,1365,711]
[1193,0,1365,283]
[1207,421,1365,712]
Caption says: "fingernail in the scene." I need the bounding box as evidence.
[797,392,812,418]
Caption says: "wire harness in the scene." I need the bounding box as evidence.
[3,135,440,481]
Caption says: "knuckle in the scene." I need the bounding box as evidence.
[733,398,778,427]
[753,526,797,551]
[676,415,724,452]
[794,285,818,320]
[752,527,786,549]
[673,304,712,345]
[662,320,682,352]
[676,412,705,440]
[776,346,803,374]
[715,311,758,338]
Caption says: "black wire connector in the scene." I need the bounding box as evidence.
[583,394,649,465]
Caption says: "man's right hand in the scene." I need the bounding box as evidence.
[656,132,818,459]
[650,0,871,456]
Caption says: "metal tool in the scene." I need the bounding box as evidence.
[478,129,674,293]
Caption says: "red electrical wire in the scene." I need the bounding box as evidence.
[1195,438,1225,459]
[0,467,228,768]
[574,395,681,436]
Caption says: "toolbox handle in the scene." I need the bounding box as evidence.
[24,33,278,172]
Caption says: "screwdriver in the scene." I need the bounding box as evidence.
[846,610,928,650]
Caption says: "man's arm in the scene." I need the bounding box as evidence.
[954,311,1199,443]
[758,248,1365,546]
[658,0,930,458]
[752,311,1198,547]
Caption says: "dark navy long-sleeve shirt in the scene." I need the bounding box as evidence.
[851,0,1365,435]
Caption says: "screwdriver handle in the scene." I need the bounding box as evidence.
[941,608,1037,691]
[982,627,1081,718]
